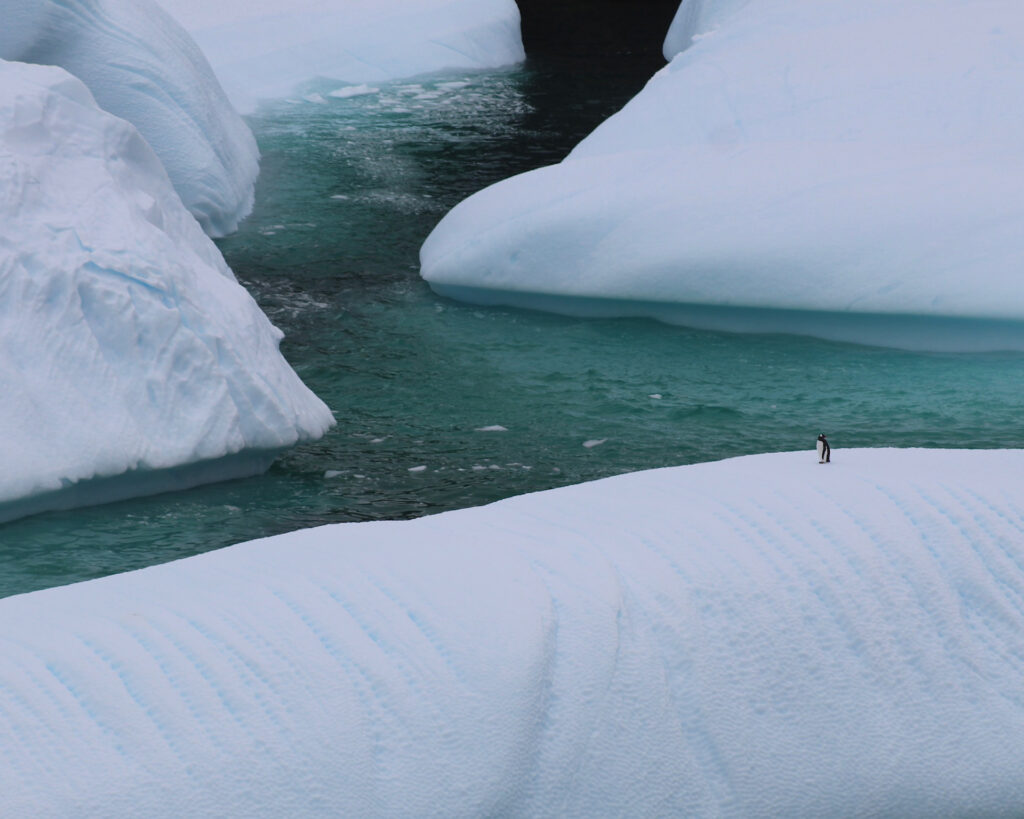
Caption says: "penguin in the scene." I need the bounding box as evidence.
[816,433,831,464]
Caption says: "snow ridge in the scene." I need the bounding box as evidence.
[3,449,1024,815]
[0,0,259,236]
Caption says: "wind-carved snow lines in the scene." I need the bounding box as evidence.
[75,633,183,770]
[43,655,128,759]
[177,614,289,735]
[119,618,234,756]
[0,654,77,777]
[361,574,464,688]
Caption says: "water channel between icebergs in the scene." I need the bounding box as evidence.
[2,61,1024,598]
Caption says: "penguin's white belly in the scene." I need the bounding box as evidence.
[817,440,825,460]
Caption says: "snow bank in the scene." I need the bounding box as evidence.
[421,0,1024,350]
[0,61,332,521]
[156,0,526,112]
[4,447,1024,816]
[0,0,259,236]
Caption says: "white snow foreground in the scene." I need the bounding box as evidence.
[421,0,1024,351]
[5,448,1024,816]
[0,61,332,521]
[155,0,526,113]
[0,0,259,236]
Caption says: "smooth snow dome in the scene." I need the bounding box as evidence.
[0,0,259,236]
[155,0,526,112]
[0,61,332,520]
[421,0,1024,350]
[4,448,1024,815]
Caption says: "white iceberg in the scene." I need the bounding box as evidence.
[155,0,526,113]
[4,447,1024,815]
[0,0,259,236]
[421,0,1024,350]
[0,60,333,522]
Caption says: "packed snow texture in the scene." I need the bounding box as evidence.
[155,0,526,112]
[421,0,1024,350]
[0,61,332,520]
[0,0,259,236]
[4,447,1024,816]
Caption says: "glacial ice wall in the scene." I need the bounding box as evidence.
[421,0,1024,350]
[156,0,526,112]
[4,448,1024,816]
[0,60,333,520]
[0,0,259,236]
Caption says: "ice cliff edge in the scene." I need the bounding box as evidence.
[0,61,333,521]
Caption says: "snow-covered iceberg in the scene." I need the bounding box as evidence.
[0,0,259,236]
[4,447,1024,815]
[156,0,526,112]
[421,0,1024,350]
[0,60,332,522]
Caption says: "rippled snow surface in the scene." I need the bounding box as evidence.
[4,64,1024,598]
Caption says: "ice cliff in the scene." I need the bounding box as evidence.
[0,61,333,522]
[4,448,1024,815]
[0,0,259,236]
[421,0,1024,350]
[156,0,526,112]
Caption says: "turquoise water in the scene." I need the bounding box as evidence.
[3,63,1024,598]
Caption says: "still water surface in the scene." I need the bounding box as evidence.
[3,62,1023,598]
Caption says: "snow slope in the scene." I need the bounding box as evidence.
[0,0,259,236]
[4,447,1024,816]
[156,0,526,112]
[0,61,332,521]
[421,0,1024,350]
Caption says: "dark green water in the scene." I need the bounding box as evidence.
[3,62,1024,598]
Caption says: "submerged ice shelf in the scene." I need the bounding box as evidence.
[421,0,1024,350]
[4,448,1024,815]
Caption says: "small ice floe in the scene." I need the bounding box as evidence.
[303,93,327,104]
[471,465,488,471]
[370,437,387,444]
[474,425,508,432]
[408,465,427,473]
[649,394,662,400]
[583,439,607,449]
[438,80,470,90]
[324,470,343,479]
[330,194,349,200]
[328,84,379,99]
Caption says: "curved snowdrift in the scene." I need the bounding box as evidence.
[156,0,526,112]
[0,61,332,520]
[0,0,259,236]
[421,0,1024,350]
[4,448,1024,816]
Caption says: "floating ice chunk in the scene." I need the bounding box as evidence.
[156,0,525,112]
[583,439,607,449]
[421,0,1024,351]
[0,0,259,237]
[649,394,663,400]
[324,470,343,479]
[408,465,428,473]
[0,60,332,522]
[303,92,327,104]
[475,425,509,432]
[328,84,380,99]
